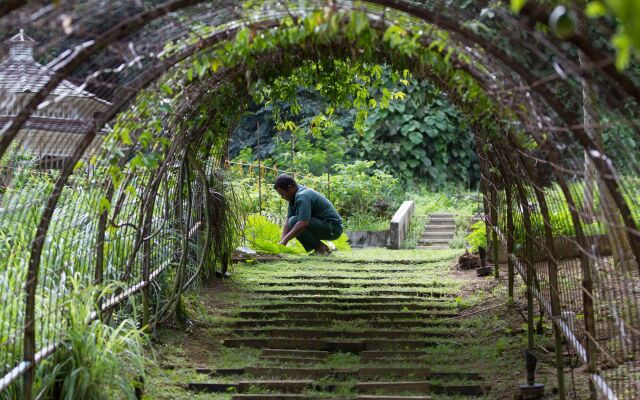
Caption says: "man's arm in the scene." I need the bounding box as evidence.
[279,220,309,245]
[281,219,291,240]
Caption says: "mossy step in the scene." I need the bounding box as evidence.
[359,382,486,396]
[242,367,432,380]
[232,328,453,339]
[356,381,431,393]
[262,349,329,358]
[196,367,245,376]
[259,275,426,280]
[190,380,315,393]
[361,358,427,364]
[231,396,312,400]
[258,356,326,365]
[232,319,459,329]
[254,290,455,298]
[191,381,484,396]
[253,296,452,304]
[253,282,447,289]
[360,351,427,360]
[253,289,343,295]
[242,302,455,311]
[245,366,331,379]
[238,311,458,320]
[224,338,445,351]
[357,396,432,400]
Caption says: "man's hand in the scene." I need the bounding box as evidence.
[280,220,310,245]
[278,239,288,246]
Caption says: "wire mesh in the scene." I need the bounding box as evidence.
[0,0,639,399]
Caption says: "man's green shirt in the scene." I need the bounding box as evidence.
[287,185,342,224]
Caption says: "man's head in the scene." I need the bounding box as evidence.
[274,174,298,201]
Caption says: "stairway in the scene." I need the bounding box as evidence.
[186,259,488,399]
[417,213,456,250]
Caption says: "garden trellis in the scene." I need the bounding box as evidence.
[0,0,640,399]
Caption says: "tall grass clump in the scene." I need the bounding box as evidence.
[40,276,146,400]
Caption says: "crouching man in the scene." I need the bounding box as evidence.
[274,174,343,255]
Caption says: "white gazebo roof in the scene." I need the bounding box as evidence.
[0,29,110,105]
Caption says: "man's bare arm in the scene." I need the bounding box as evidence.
[281,219,292,240]
[279,220,310,245]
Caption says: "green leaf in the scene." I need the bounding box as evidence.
[585,1,608,17]
[99,197,111,213]
[613,33,632,70]
[511,0,527,14]
[408,131,423,144]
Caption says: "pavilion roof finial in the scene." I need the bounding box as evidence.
[5,29,36,62]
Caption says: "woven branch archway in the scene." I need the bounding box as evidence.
[1,1,639,399]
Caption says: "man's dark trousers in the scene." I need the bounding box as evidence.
[288,216,342,252]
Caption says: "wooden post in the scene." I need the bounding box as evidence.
[257,123,262,215]
[513,178,535,354]
[505,182,515,301]
[95,208,107,284]
[519,155,566,400]
[491,186,500,279]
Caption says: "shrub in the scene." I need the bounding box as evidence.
[42,277,146,400]
[466,221,487,252]
[449,228,468,249]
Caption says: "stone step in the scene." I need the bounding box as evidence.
[261,349,329,358]
[428,213,456,218]
[417,238,450,245]
[415,246,450,251]
[253,281,446,289]
[426,219,455,225]
[360,351,428,360]
[257,275,421,281]
[231,394,434,400]
[357,397,432,400]
[243,367,433,380]
[232,396,310,400]
[224,338,444,351]
[193,381,485,396]
[251,296,452,304]
[258,356,326,364]
[246,366,331,379]
[251,290,455,299]
[422,225,455,231]
[232,319,459,329]
[358,382,486,396]
[238,310,458,320]
[244,302,455,311]
[420,233,454,239]
[190,380,314,393]
[232,329,453,339]
[356,381,431,394]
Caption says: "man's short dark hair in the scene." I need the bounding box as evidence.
[274,174,297,190]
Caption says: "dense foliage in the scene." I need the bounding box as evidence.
[232,63,478,186]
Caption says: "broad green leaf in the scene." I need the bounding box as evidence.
[511,0,527,14]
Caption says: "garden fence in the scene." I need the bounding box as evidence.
[1,1,639,399]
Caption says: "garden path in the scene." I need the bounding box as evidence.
[145,248,577,399]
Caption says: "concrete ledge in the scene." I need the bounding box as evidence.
[389,201,415,249]
[347,230,390,248]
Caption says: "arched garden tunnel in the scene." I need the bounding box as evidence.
[1,1,639,399]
